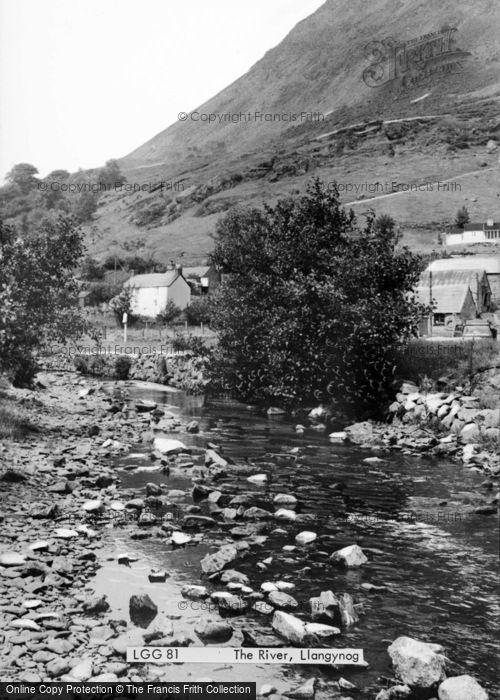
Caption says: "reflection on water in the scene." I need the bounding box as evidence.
[92,386,499,696]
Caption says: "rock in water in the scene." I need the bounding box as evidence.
[268,591,299,610]
[284,677,316,698]
[129,594,158,628]
[153,437,187,454]
[295,531,317,545]
[195,619,233,642]
[438,676,488,700]
[201,545,238,574]
[310,590,340,624]
[330,544,367,567]
[67,658,93,682]
[271,611,306,644]
[388,636,447,688]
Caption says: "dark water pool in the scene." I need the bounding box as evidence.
[92,386,499,697]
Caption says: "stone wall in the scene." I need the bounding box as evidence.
[388,381,500,444]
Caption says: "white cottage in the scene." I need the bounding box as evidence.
[123,266,191,318]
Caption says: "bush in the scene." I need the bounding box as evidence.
[110,287,136,324]
[73,355,89,373]
[114,355,131,379]
[157,299,182,324]
[172,333,210,355]
[185,297,212,325]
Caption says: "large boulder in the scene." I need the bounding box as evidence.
[129,594,158,628]
[272,611,306,644]
[388,636,447,687]
[438,675,488,700]
[200,544,238,574]
[330,544,367,567]
[344,421,375,444]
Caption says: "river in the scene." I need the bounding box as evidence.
[91,385,499,697]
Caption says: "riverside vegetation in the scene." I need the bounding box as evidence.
[0,183,497,698]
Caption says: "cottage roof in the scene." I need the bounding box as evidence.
[427,256,500,275]
[420,269,489,288]
[124,271,180,288]
[415,283,472,313]
[464,222,500,231]
[183,266,211,279]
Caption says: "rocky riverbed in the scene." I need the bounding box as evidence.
[0,372,497,698]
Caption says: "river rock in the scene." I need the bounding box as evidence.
[153,437,187,454]
[438,675,488,700]
[195,619,233,642]
[186,420,199,433]
[67,658,93,681]
[304,622,341,638]
[171,532,192,546]
[182,584,209,600]
[54,528,79,539]
[275,508,297,521]
[82,499,103,513]
[247,473,268,484]
[83,594,110,614]
[329,431,347,443]
[149,570,168,582]
[344,421,375,444]
[338,592,359,626]
[146,483,162,496]
[310,590,340,624]
[268,591,298,610]
[330,544,367,566]
[212,592,247,613]
[112,628,145,656]
[274,494,298,507]
[272,611,306,644]
[46,658,71,678]
[201,544,238,574]
[243,507,273,519]
[0,552,26,567]
[284,677,316,698]
[295,531,317,545]
[388,636,447,687]
[129,594,158,627]
[221,570,250,585]
[205,449,228,467]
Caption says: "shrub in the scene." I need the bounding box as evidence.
[114,355,131,379]
[172,333,210,355]
[73,355,89,374]
[185,297,212,325]
[157,299,182,324]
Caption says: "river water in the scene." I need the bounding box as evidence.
[92,385,499,697]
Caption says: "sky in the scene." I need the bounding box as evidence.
[0,0,325,181]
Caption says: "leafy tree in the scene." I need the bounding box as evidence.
[208,179,427,416]
[72,190,98,223]
[185,296,212,325]
[455,206,469,228]
[157,299,182,324]
[5,163,39,194]
[81,255,105,280]
[0,215,86,385]
[98,159,126,187]
[109,287,135,324]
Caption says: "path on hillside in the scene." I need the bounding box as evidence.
[345,166,497,206]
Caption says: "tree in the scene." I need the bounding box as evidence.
[81,256,105,280]
[98,159,126,187]
[72,190,98,223]
[208,179,428,416]
[5,163,39,194]
[455,206,469,228]
[109,287,135,324]
[157,299,182,324]
[0,214,86,385]
[185,297,212,325]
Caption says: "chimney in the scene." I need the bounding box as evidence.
[167,259,175,271]
[175,263,183,275]
[486,218,494,227]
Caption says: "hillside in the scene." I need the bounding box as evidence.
[2,0,500,263]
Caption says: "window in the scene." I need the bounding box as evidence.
[433,313,445,325]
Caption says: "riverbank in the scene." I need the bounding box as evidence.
[0,372,497,697]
